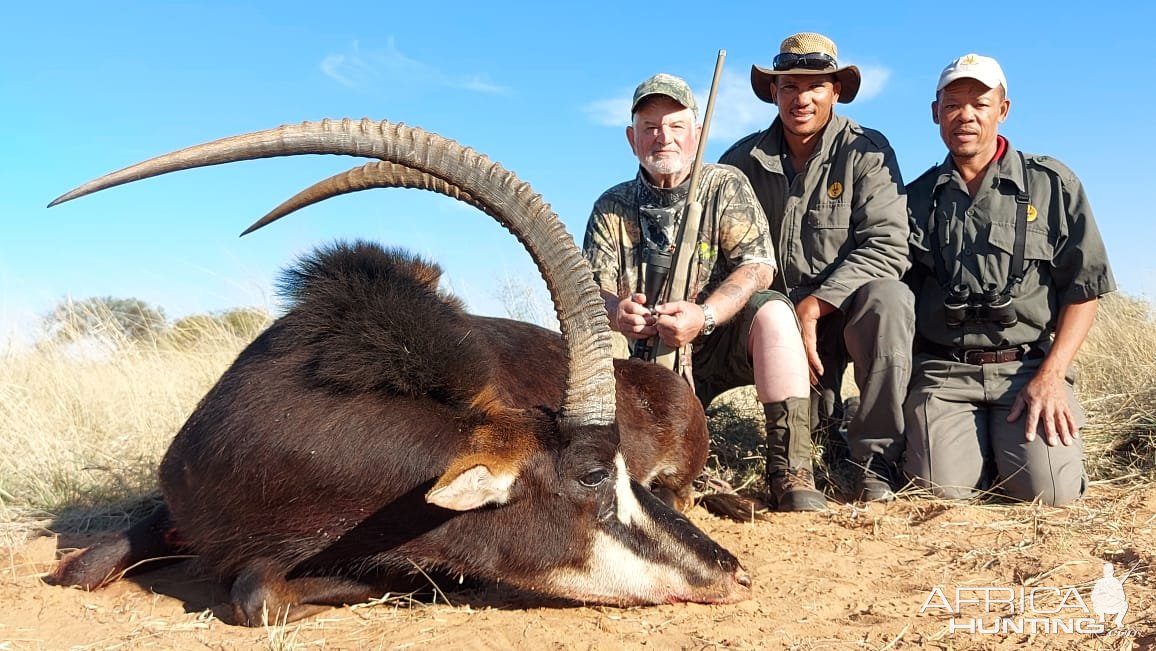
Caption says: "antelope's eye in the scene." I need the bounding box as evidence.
[579,468,610,488]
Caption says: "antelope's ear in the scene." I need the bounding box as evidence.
[426,463,517,511]
[427,400,544,511]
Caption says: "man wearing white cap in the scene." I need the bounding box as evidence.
[904,54,1117,505]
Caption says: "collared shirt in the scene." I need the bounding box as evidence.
[582,164,776,304]
[906,140,1117,348]
[719,113,910,310]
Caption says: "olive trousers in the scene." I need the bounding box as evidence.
[903,350,1086,506]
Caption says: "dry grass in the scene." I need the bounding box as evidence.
[0,312,269,533]
[1076,293,1156,482]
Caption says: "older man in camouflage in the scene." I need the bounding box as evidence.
[721,32,914,503]
[583,73,825,511]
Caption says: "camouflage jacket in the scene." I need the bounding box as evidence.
[582,164,776,304]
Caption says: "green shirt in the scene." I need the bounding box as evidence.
[582,164,776,303]
[905,141,1116,348]
[720,113,911,310]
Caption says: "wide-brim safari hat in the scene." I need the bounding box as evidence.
[751,32,861,104]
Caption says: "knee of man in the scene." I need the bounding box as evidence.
[752,299,797,332]
[857,279,914,311]
[907,470,980,501]
[906,455,980,501]
[848,281,915,336]
[1002,474,1085,507]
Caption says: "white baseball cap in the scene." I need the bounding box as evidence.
[936,53,1008,95]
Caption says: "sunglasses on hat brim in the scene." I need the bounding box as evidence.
[772,51,837,72]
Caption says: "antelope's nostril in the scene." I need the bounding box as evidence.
[736,571,752,588]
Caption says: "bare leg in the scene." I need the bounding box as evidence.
[748,300,808,403]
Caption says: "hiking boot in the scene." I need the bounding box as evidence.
[854,455,898,502]
[768,468,827,512]
[764,397,827,512]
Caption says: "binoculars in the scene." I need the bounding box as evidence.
[944,283,1017,328]
[630,249,672,360]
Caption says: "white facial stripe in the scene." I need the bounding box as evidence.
[546,532,691,604]
[613,453,645,526]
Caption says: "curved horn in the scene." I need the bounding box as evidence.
[241,161,493,236]
[50,118,615,429]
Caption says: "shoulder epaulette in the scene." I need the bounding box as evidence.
[854,124,892,150]
[1024,152,1076,183]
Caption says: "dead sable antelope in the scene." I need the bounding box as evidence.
[44,118,751,626]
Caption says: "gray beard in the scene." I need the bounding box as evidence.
[642,153,693,178]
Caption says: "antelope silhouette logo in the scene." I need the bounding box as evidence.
[1091,563,1128,628]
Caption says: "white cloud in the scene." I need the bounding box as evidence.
[461,74,508,94]
[319,38,508,94]
[706,69,772,143]
[582,97,632,127]
[844,61,891,102]
[320,54,355,87]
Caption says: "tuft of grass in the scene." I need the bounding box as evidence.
[1074,293,1156,483]
[0,307,268,536]
[702,387,766,494]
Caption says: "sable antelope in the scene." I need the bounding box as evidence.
[44,119,751,625]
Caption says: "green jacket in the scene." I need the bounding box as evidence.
[720,113,910,311]
[905,139,1116,348]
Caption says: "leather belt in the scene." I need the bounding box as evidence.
[918,340,1043,365]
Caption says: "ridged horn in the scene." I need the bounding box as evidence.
[49,118,615,429]
[241,161,492,236]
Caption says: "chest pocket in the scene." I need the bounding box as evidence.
[802,202,852,275]
[987,222,1055,263]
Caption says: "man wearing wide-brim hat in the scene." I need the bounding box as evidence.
[721,32,914,509]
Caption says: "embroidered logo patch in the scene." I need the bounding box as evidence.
[827,181,843,199]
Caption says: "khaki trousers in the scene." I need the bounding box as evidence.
[903,351,1086,506]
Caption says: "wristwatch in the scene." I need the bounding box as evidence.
[700,304,717,336]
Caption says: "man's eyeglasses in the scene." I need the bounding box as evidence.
[772,52,837,72]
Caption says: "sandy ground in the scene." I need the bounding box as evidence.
[2,484,1153,650]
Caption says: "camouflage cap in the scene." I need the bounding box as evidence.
[631,73,698,116]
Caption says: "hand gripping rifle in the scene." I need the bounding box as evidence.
[631,50,726,376]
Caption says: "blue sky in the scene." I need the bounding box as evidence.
[3,2,1153,345]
